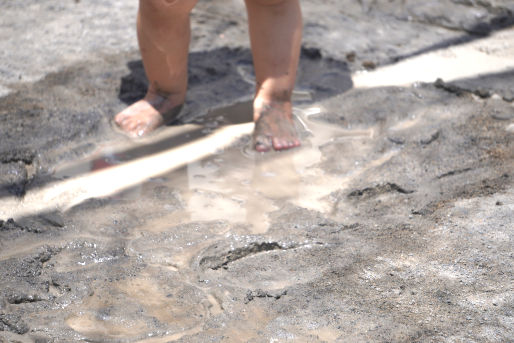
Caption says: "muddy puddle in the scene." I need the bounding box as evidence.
[1,1,513,339]
[50,99,375,234]
[0,97,388,341]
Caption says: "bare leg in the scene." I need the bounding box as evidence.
[114,0,197,137]
[245,0,302,151]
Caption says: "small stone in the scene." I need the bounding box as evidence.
[502,94,514,102]
[388,136,405,145]
[362,60,376,70]
[491,111,513,121]
[302,47,322,59]
[474,89,490,98]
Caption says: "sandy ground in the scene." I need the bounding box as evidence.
[0,0,513,342]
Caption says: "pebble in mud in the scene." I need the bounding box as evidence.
[362,60,376,70]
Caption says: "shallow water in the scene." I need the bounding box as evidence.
[0,101,380,340]
[48,100,375,234]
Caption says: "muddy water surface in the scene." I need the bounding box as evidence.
[4,98,382,341]
[52,99,376,231]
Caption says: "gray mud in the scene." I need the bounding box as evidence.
[1,1,513,342]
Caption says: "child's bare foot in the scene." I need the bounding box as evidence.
[253,100,300,152]
[114,92,183,137]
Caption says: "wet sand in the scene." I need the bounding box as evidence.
[1,1,513,342]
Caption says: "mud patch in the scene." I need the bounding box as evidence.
[0,313,29,335]
[198,239,294,270]
[244,289,287,304]
[348,183,414,199]
[0,149,36,197]
[1,1,513,342]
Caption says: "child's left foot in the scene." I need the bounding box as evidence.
[253,101,301,152]
[114,92,182,138]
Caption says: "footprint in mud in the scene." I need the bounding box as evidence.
[66,272,208,341]
[126,221,231,270]
[193,237,327,292]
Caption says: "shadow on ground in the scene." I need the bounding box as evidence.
[391,12,514,62]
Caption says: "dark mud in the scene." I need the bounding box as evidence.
[1,0,513,342]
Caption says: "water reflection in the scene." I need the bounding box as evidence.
[2,99,378,232]
[86,103,371,233]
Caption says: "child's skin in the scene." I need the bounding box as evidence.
[114,0,302,152]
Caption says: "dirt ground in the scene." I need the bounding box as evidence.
[0,0,513,342]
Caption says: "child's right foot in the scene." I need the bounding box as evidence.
[253,100,301,152]
[114,92,183,137]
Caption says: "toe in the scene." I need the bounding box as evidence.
[272,138,280,150]
[114,112,126,126]
[272,137,286,150]
[124,119,139,132]
[254,134,272,152]
[272,136,301,151]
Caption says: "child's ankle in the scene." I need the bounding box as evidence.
[145,89,185,108]
[254,93,292,109]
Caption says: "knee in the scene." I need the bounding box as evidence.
[140,0,198,16]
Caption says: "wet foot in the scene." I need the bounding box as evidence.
[253,101,301,152]
[114,93,183,137]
